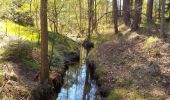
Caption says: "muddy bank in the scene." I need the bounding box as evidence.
[29,69,65,100]
[30,51,80,100]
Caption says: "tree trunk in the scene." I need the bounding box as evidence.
[119,0,122,16]
[123,0,131,26]
[160,0,166,37]
[40,0,49,85]
[130,0,133,17]
[146,0,154,23]
[106,0,109,24]
[158,0,161,20]
[113,0,118,33]
[88,0,94,40]
[131,0,143,31]
[78,0,82,34]
[93,0,98,33]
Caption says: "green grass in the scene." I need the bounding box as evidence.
[0,20,38,43]
[108,88,143,100]
[22,59,39,70]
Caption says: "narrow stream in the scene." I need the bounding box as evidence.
[57,47,97,100]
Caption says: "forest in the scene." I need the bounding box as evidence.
[0,0,170,100]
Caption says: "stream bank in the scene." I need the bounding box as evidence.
[0,31,80,100]
[29,49,80,100]
[88,31,170,100]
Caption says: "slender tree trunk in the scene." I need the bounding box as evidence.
[40,0,49,84]
[119,0,122,16]
[130,0,134,18]
[123,0,131,26]
[146,0,154,23]
[49,23,56,69]
[106,0,109,24]
[158,0,161,20]
[88,0,94,40]
[92,0,97,32]
[35,0,40,45]
[160,0,166,37]
[113,0,118,33]
[54,0,59,33]
[78,0,82,34]
[131,0,143,31]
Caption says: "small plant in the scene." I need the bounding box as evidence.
[95,65,105,76]
[107,89,124,100]
[149,47,160,57]
[49,50,64,67]
[143,36,159,49]
[108,92,122,100]
[22,59,39,70]
[108,88,143,100]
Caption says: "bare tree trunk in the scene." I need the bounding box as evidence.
[92,0,97,33]
[158,0,161,21]
[160,0,166,37]
[146,0,154,23]
[35,0,40,45]
[54,0,58,33]
[131,0,143,31]
[119,0,122,16]
[123,0,131,26]
[113,0,118,33]
[88,0,94,40]
[40,0,49,84]
[106,0,109,24]
[130,0,134,18]
[78,0,82,34]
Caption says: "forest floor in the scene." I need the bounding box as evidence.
[0,28,79,99]
[0,32,36,100]
[90,24,170,100]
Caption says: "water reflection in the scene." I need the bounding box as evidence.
[57,48,96,100]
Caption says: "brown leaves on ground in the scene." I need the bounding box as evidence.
[1,62,38,100]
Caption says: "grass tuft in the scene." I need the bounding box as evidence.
[143,36,159,49]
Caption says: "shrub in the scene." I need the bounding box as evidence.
[3,40,33,61]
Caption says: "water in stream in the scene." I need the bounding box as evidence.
[57,48,97,100]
